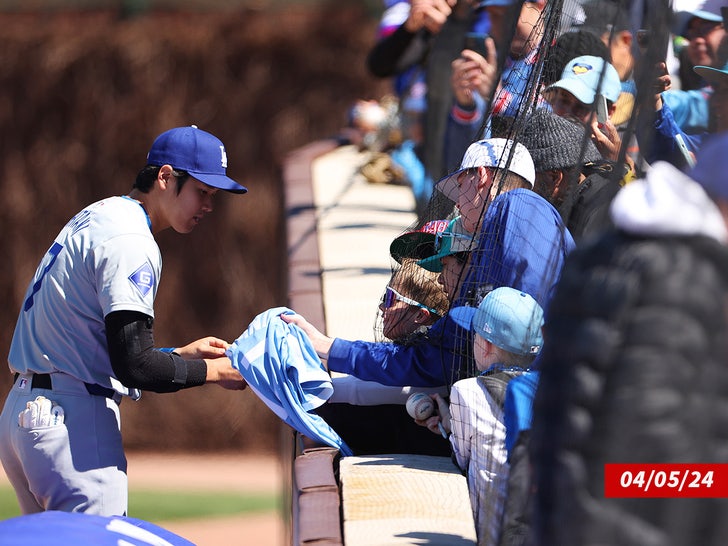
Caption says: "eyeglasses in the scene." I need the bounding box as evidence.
[382,286,441,316]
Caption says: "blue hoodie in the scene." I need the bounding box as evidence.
[327,190,575,387]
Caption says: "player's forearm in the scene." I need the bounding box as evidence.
[105,310,206,392]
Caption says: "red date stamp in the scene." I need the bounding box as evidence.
[605,464,728,498]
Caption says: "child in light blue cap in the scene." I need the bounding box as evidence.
[415,286,544,545]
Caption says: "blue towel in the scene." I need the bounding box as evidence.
[227,307,352,456]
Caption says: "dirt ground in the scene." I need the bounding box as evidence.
[0,452,285,546]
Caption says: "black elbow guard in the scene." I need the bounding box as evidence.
[105,310,206,392]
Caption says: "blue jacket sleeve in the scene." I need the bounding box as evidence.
[327,316,470,387]
[640,100,703,168]
[661,88,710,135]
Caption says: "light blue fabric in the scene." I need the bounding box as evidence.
[662,87,711,135]
[503,371,539,461]
[227,307,352,456]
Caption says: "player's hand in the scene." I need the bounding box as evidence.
[175,336,230,359]
[205,356,247,390]
[279,312,333,361]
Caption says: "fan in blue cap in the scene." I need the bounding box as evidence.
[449,286,544,368]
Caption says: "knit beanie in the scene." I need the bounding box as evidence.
[519,108,603,172]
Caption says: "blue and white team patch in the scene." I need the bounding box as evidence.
[128,262,155,297]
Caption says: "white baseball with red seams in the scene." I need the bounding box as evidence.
[406,392,435,420]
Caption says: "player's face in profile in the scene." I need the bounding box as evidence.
[169,178,218,234]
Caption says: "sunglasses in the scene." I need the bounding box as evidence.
[382,286,441,316]
[434,231,474,253]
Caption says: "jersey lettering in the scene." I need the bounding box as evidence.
[23,242,63,311]
[69,209,92,236]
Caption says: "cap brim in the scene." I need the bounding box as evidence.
[448,306,477,331]
[417,252,444,272]
[390,232,437,262]
[191,172,248,194]
[434,169,464,201]
[694,65,728,84]
[546,79,595,105]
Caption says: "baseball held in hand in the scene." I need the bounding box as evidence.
[406,392,435,420]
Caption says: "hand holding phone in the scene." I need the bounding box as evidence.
[463,32,489,58]
[595,94,608,125]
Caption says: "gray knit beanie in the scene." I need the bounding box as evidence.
[519,108,603,172]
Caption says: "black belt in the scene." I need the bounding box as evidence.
[13,373,118,401]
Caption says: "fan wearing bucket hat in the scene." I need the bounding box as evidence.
[416,287,543,544]
[0,125,247,517]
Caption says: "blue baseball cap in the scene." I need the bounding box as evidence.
[690,132,728,201]
[449,287,544,356]
[545,55,621,105]
[417,216,478,273]
[147,126,247,194]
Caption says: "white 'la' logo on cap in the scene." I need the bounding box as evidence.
[219,145,228,168]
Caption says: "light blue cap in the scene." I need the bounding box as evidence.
[545,55,621,105]
[449,287,544,356]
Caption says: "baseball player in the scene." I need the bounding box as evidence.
[0,126,248,516]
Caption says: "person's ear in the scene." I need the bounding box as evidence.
[158,165,174,191]
[618,29,633,48]
[413,307,431,325]
[475,338,493,360]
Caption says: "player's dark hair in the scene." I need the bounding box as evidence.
[133,165,190,194]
